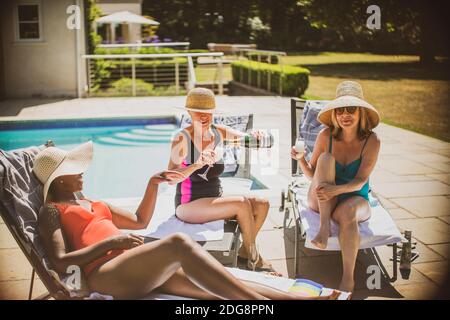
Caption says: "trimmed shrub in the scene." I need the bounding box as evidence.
[94,78,186,97]
[108,78,154,96]
[231,60,310,96]
[94,47,208,55]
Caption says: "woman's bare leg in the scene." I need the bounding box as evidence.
[307,152,337,249]
[236,196,280,275]
[238,196,269,258]
[155,268,339,300]
[247,196,270,235]
[176,197,256,256]
[88,232,265,299]
[177,197,278,274]
[331,196,371,292]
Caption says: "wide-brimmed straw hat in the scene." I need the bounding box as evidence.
[176,87,223,114]
[317,81,380,129]
[32,141,93,202]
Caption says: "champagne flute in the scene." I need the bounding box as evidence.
[197,158,213,182]
[197,144,221,181]
[293,136,305,176]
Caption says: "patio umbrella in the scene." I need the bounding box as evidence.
[96,11,159,25]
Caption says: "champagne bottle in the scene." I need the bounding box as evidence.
[239,131,274,148]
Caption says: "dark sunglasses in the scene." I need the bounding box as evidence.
[336,106,358,115]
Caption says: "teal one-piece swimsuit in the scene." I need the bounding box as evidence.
[329,133,371,203]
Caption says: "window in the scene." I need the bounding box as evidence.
[17,4,41,40]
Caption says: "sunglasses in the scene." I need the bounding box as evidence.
[335,106,358,115]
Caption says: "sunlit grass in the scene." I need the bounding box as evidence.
[194,65,232,83]
[283,52,447,66]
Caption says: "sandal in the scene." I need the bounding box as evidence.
[246,245,283,277]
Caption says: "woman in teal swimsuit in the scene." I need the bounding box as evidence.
[291,81,381,292]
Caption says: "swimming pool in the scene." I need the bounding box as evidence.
[1,116,179,199]
[1,116,265,199]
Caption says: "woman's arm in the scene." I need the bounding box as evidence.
[167,131,212,180]
[215,124,264,147]
[214,124,246,143]
[108,170,185,230]
[38,205,142,274]
[292,128,328,180]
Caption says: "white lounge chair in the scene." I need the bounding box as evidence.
[279,98,419,283]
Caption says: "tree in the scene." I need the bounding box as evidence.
[298,0,449,61]
[141,0,449,56]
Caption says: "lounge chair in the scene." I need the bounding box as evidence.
[0,114,256,299]
[279,98,419,283]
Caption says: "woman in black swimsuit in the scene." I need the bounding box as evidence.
[168,88,279,274]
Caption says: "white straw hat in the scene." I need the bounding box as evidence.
[318,81,380,129]
[176,87,223,114]
[32,141,93,202]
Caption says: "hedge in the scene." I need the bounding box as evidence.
[231,60,310,96]
[94,47,208,55]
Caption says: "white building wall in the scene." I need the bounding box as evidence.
[1,0,87,98]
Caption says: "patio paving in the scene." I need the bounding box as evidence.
[0,97,449,300]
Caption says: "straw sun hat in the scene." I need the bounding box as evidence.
[32,141,93,202]
[317,81,380,129]
[177,87,223,114]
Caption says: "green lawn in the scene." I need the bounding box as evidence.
[280,52,446,65]
[195,65,232,83]
[201,51,449,142]
[289,52,450,142]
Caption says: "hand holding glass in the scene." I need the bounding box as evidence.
[293,137,305,176]
[197,148,217,181]
[294,138,305,159]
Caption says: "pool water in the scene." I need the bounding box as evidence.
[1,118,266,199]
[1,120,178,199]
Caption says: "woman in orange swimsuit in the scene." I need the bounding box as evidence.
[34,141,337,300]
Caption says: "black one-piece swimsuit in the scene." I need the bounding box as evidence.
[174,125,225,208]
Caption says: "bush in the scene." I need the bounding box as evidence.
[91,59,116,92]
[108,78,154,96]
[109,57,188,67]
[94,47,209,55]
[93,78,186,97]
[231,60,310,96]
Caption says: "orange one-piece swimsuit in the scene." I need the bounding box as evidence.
[51,200,125,276]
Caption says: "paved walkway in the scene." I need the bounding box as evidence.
[0,97,448,299]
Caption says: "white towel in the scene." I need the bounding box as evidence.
[115,177,253,241]
[143,268,351,300]
[293,184,404,251]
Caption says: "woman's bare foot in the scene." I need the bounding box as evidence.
[311,227,330,249]
[339,277,355,293]
[317,290,340,300]
[289,290,339,300]
[257,257,283,277]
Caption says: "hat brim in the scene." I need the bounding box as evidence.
[174,106,224,114]
[317,96,380,129]
[43,141,93,202]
